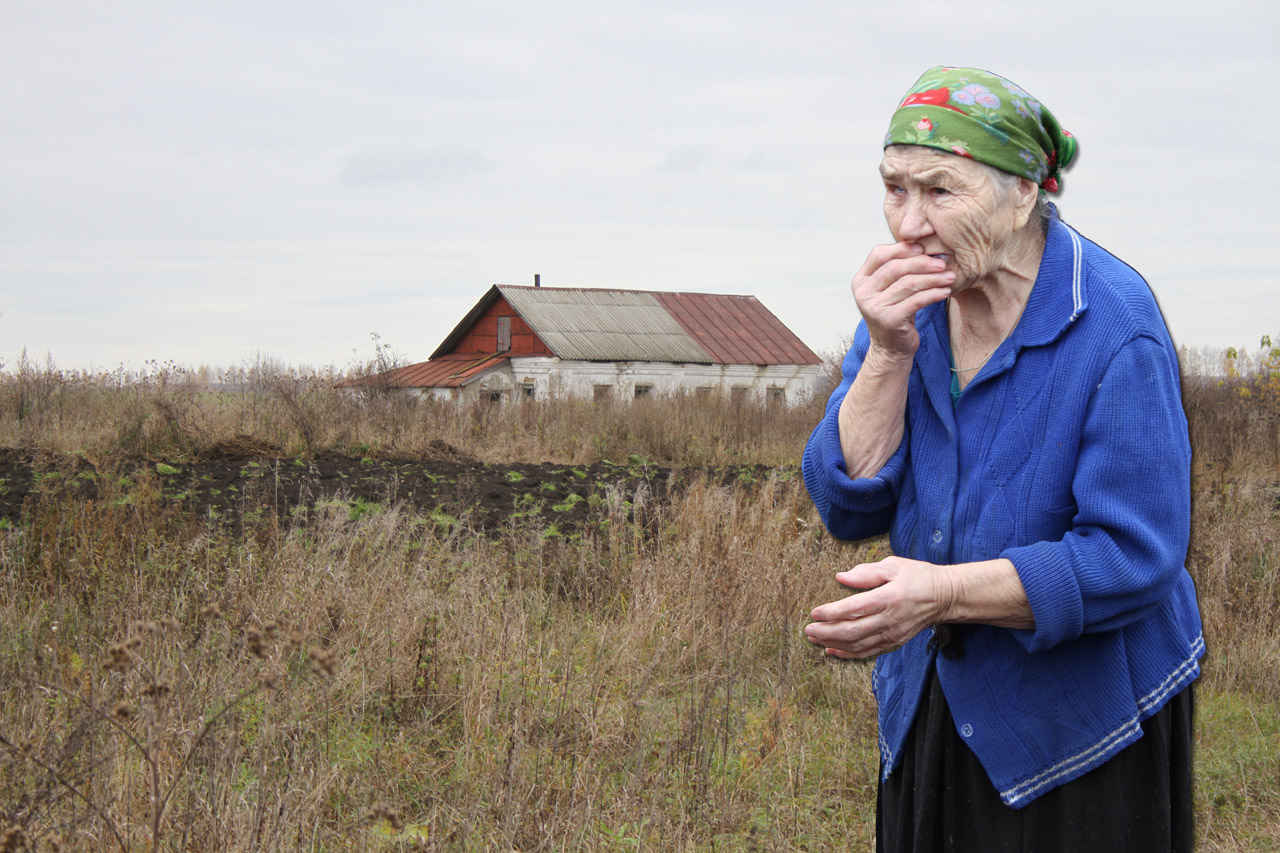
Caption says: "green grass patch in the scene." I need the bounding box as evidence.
[429,508,459,531]
[348,497,382,521]
[1196,687,1280,847]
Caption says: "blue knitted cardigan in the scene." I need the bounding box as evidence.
[801,212,1204,808]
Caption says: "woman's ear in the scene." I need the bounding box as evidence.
[1011,177,1040,231]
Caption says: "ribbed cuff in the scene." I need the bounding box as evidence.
[1002,540,1084,653]
[806,402,906,513]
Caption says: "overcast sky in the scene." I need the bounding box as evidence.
[3,0,1276,374]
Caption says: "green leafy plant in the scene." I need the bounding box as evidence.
[348,497,381,521]
[552,493,584,513]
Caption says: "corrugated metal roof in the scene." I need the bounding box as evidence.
[364,352,508,389]
[654,292,821,365]
[498,286,713,362]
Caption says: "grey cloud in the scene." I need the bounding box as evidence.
[658,146,711,173]
[339,146,495,189]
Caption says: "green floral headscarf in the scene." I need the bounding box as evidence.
[884,66,1078,194]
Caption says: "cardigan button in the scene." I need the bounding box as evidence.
[960,723,974,738]
[931,529,943,544]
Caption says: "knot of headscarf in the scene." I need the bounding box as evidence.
[884,66,1078,194]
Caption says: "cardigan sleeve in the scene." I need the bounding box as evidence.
[801,322,909,542]
[1002,333,1191,653]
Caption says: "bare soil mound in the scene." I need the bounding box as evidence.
[0,448,786,536]
[201,434,284,459]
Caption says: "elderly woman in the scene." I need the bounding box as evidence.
[802,67,1202,851]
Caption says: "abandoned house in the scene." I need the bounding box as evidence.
[370,282,824,405]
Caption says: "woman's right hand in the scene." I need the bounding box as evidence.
[852,243,954,361]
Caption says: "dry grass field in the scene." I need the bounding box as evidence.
[0,347,1277,851]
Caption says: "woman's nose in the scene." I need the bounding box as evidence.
[897,198,933,240]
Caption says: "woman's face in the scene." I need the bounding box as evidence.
[879,145,1025,293]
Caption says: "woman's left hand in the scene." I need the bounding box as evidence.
[804,557,956,659]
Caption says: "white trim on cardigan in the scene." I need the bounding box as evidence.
[998,633,1204,806]
[1066,224,1085,323]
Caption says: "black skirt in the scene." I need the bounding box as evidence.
[876,668,1195,853]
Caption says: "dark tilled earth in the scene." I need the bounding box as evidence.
[0,441,790,536]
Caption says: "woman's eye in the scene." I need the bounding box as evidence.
[885,184,905,195]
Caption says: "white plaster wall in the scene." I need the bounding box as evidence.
[398,359,821,405]
[504,357,822,406]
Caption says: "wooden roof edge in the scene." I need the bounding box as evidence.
[429,285,504,359]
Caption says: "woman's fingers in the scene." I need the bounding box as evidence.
[863,275,953,316]
[836,562,890,590]
[856,241,923,281]
[805,557,945,658]
[810,562,893,621]
[851,244,954,359]
[811,591,876,624]
[880,281,953,319]
[806,614,899,658]
[856,246,950,297]
[867,268,953,300]
[807,606,914,658]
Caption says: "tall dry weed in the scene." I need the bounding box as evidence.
[0,347,1277,848]
[0,359,828,466]
[1,472,891,848]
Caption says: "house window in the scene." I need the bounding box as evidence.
[731,386,749,405]
[521,381,535,399]
[634,384,653,399]
[484,390,505,403]
[496,317,512,352]
[593,385,613,402]
[695,386,713,400]
[767,386,785,406]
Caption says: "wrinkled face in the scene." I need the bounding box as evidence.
[879,145,1024,292]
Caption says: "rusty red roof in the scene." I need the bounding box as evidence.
[363,352,508,389]
[653,291,821,366]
